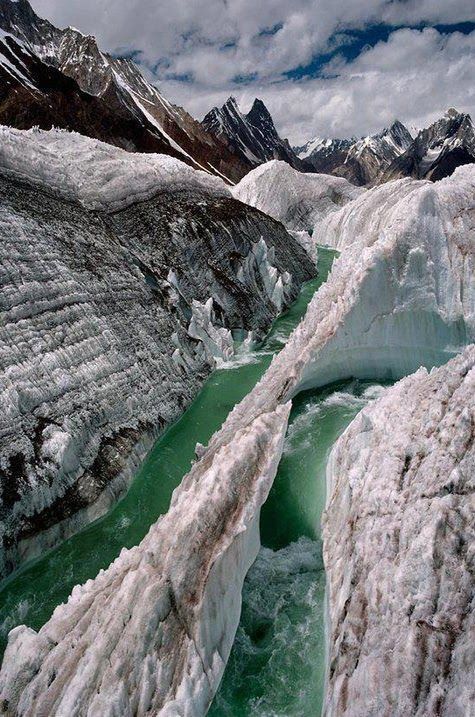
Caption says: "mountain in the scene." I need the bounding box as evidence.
[0,0,248,182]
[202,96,306,171]
[295,121,413,185]
[380,108,475,182]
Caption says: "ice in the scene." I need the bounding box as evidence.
[0,125,230,212]
[2,162,473,714]
[323,345,475,717]
[0,404,291,717]
[231,160,365,234]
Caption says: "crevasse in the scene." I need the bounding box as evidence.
[1,165,474,715]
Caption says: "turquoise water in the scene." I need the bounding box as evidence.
[0,246,386,716]
[0,249,336,657]
[210,380,386,717]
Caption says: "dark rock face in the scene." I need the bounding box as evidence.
[202,97,307,172]
[380,109,475,183]
[295,121,413,185]
[0,0,249,182]
[0,167,314,578]
[0,34,185,159]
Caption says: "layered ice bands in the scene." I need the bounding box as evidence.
[323,345,475,717]
[0,404,290,717]
[1,150,473,712]
[0,126,230,212]
[0,126,314,578]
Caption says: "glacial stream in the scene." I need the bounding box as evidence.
[0,247,386,715]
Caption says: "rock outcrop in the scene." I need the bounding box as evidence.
[323,345,475,717]
[295,121,413,186]
[202,97,306,173]
[0,0,249,182]
[381,109,475,184]
[0,126,314,578]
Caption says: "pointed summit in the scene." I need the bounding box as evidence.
[381,109,475,182]
[203,96,305,171]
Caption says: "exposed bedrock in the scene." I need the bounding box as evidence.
[322,345,475,717]
[1,163,473,713]
[0,128,314,578]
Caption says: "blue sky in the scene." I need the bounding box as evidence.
[31,0,475,142]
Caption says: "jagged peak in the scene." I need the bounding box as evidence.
[223,95,240,110]
[445,107,463,119]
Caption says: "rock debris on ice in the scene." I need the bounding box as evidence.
[1,152,473,714]
[323,345,475,717]
[0,126,314,577]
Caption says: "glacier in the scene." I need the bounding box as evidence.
[1,155,474,713]
[0,403,291,717]
[0,126,314,578]
[232,160,365,237]
[323,345,475,717]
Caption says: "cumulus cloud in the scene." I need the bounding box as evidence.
[30,0,475,141]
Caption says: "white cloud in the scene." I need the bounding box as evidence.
[30,0,475,142]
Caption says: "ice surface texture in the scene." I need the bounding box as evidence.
[323,345,475,717]
[0,127,314,577]
[232,160,365,234]
[1,141,473,714]
[0,404,291,716]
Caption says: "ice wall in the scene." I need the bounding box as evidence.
[232,160,364,234]
[0,404,290,717]
[1,164,473,714]
[322,345,475,717]
[0,127,314,578]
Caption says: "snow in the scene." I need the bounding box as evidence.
[0,125,230,212]
[232,160,365,234]
[112,71,215,176]
[294,136,328,159]
[323,345,475,716]
[0,30,37,90]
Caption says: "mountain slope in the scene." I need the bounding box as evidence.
[295,121,413,185]
[0,0,248,181]
[203,96,306,171]
[380,108,475,183]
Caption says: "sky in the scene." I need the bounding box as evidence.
[30,0,475,144]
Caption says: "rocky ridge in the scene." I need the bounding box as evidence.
[0,0,249,182]
[202,96,306,172]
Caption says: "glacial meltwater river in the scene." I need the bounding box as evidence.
[0,248,387,715]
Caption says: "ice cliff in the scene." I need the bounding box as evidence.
[0,403,291,716]
[323,345,475,717]
[232,160,365,236]
[0,126,315,578]
[1,159,473,714]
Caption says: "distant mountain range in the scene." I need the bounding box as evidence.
[295,112,475,185]
[0,0,474,187]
